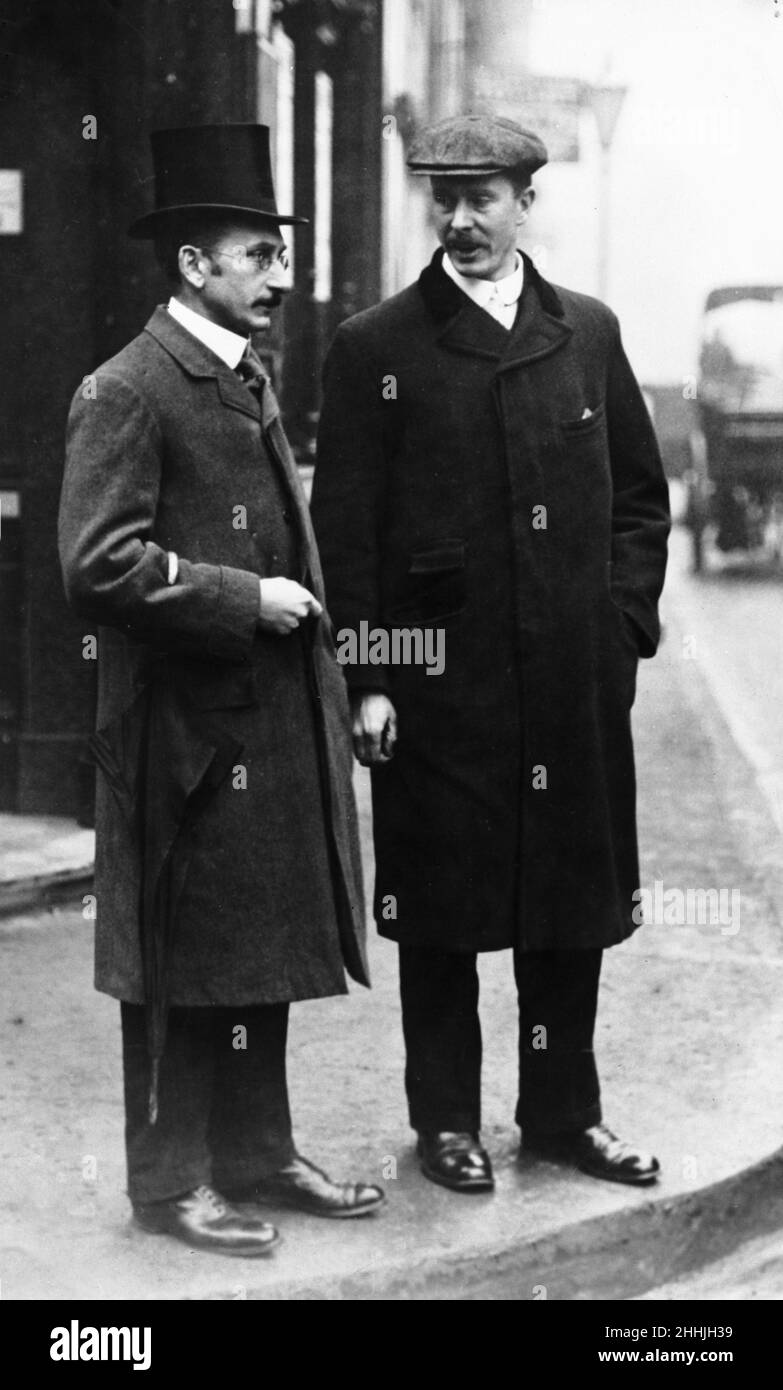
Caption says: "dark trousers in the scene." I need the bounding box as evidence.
[121,1002,296,1206]
[398,946,603,1136]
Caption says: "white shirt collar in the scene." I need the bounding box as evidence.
[442,252,524,316]
[167,297,248,369]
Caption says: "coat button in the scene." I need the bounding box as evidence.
[282,509,293,525]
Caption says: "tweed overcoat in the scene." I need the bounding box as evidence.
[59,306,368,1006]
[311,250,670,953]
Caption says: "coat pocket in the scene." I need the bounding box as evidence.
[606,561,642,657]
[602,590,639,708]
[560,403,607,435]
[390,539,467,623]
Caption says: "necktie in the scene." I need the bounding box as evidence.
[236,344,280,426]
[236,344,303,570]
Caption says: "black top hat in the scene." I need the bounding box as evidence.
[128,123,307,238]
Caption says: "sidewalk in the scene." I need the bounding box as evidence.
[2,608,783,1299]
[0,814,94,916]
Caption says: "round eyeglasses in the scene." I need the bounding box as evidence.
[203,244,290,274]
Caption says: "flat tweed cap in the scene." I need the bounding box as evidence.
[407,114,548,178]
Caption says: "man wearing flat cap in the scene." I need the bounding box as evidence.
[312,114,670,1192]
[59,124,384,1255]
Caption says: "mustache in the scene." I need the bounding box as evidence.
[446,237,485,251]
[254,295,283,310]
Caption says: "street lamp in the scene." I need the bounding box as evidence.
[590,82,627,302]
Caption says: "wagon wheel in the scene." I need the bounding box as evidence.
[683,475,706,573]
[768,496,783,566]
[691,517,705,573]
[684,429,710,574]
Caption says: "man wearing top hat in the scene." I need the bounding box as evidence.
[312,115,670,1193]
[59,124,384,1255]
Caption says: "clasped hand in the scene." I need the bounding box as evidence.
[258,577,322,634]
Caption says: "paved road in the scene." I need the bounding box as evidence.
[663,491,783,833]
[640,1230,783,1300]
[642,503,783,1300]
[3,510,783,1299]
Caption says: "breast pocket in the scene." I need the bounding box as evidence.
[560,402,607,440]
[390,538,467,624]
[557,404,611,516]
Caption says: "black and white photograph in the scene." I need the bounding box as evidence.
[1,0,782,1334]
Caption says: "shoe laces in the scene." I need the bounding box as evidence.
[192,1185,228,1216]
[595,1125,638,1164]
[438,1131,481,1153]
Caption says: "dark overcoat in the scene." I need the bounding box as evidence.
[59,306,368,1006]
[311,250,670,953]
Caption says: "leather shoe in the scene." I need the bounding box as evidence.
[523,1123,660,1186]
[418,1131,494,1192]
[133,1184,280,1255]
[223,1154,386,1219]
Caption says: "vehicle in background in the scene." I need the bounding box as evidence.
[684,285,783,572]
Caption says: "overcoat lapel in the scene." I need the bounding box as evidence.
[266,412,327,599]
[436,298,508,361]
[144,306,323,596]
[418,249,573,371]
[216,372,262,421]
[499,278,573,371]
[144,306,261,423]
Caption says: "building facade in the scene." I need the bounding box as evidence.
[4,0,610,820]
[0,0,386,818]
